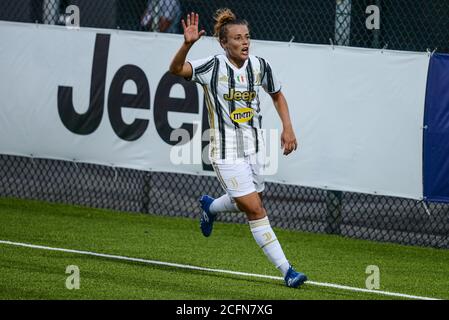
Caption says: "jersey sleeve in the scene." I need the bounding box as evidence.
[260,59,282,94]
[187,56,216,85]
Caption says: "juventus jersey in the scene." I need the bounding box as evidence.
[188,54,281,161]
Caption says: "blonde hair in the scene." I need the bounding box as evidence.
[213,8,248,42]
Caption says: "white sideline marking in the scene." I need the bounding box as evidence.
[0,240,441,300]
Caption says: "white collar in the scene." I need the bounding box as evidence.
[223,54,249,72]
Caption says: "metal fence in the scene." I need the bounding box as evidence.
[1,155,448,249]
[1,0,448,52]
[1,0,449,249]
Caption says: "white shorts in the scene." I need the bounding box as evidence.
[211,152,265,198]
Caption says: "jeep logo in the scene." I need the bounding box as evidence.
[223,88,256,102]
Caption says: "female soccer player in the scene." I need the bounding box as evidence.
[169,9,307,288]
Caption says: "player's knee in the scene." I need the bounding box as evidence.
[245,204,265,219]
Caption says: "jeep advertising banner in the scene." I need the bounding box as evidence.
[0,21,430,200]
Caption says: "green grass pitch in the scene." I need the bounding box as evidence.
[0,197,448,300]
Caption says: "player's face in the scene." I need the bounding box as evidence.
[222,24,250,65]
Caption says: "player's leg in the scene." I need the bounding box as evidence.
[200,155,307,287]
[199,159,246,237]
[233,192,307,288]
[235,153,307,288]
[200,183,260,218]
[209,193,240,214]
[198,192,241,237]
[233,192,288,272]
[199,184,258,227]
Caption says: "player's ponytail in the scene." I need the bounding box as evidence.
[213,8,248,43]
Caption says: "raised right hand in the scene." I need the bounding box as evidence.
[182,12,206,45]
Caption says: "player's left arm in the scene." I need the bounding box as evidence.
[270,91,298,156]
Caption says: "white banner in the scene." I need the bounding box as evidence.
[0,22,429,199]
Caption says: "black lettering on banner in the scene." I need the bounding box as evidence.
[201,97,212,171]
[108,64,150,141]
[57,34,110,135]
[154,72,198,145]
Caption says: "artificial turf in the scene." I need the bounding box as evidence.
[0,197,447,300]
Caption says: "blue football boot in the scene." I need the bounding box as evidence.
[199,195,216,237]
[284,266,308,288]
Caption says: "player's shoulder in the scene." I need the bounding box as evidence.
[250,54,263,60]
[249,55,268,70]
[214,54,226,63]
[199,54,224,66]
[250,55,270,65]
[190,55,221,64]
[189,55,219,74]
[191,55,216,63]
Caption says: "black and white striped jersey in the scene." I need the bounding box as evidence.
[188,54,281,161]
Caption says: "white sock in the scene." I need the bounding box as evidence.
[249,216,290,277]
[209,194,240,214]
